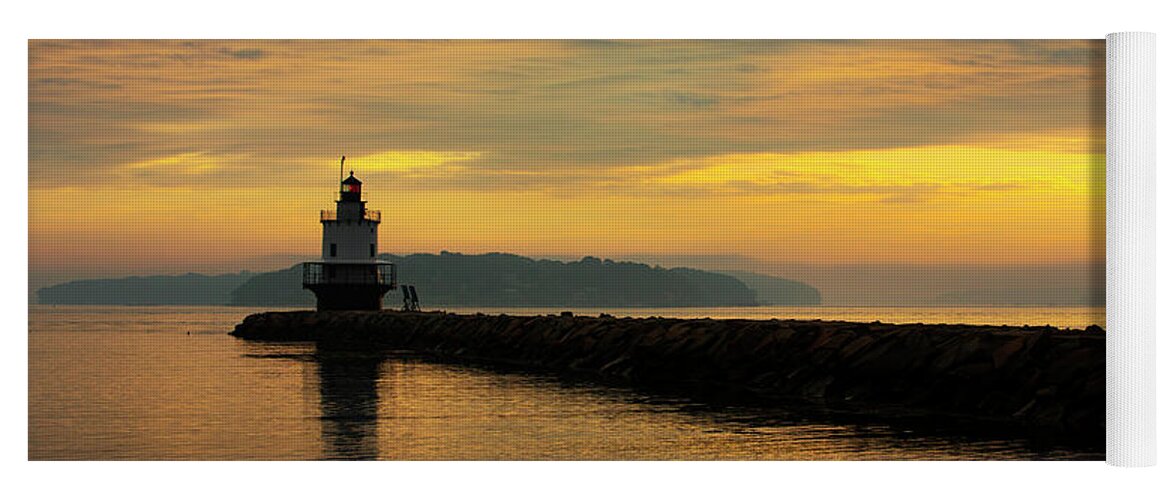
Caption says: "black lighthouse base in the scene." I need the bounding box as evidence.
[305,284,393,311]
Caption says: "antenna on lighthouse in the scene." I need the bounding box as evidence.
[339,156,346,189]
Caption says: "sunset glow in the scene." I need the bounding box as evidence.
[28,40,1104,302]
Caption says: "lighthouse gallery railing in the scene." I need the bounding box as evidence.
[320,210,381,222]
[302,262,396,287]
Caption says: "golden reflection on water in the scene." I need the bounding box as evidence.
[29,306,1103,460]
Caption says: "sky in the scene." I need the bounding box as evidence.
[28,40,1105,304]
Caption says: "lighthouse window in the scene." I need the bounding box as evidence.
[370,243,375,257]
[330,243,337,257]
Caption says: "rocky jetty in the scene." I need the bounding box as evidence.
[231,311,1104,441]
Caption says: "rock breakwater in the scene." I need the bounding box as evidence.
[231,310,1104,440]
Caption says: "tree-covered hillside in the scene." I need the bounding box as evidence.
[230,252,762,308]
[37,253,824,309]
[38,272,254,305]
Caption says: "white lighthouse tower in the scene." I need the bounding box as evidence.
[302,158,396,310]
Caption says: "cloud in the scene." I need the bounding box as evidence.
[43,151,257,188]
[347,150,481,173]
[32,77,122,90]
[28,40,1103,192]
[221,48,265,60]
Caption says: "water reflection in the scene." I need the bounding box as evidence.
[29,306,1104,460]
[310,349,1103,460]
[317,351,383,460]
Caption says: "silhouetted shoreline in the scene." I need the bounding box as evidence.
[37,253,821,307]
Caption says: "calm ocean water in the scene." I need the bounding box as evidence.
[28,305,1105,460]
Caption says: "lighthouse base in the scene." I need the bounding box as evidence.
[305,284,394,311]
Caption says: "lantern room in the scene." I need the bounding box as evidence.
[340,171,362,201]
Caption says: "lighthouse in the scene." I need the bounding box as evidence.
[302,158,396,310]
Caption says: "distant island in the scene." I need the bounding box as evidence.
[37,252,822,308]
[717,270,821,306]
[36,272,255,306]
